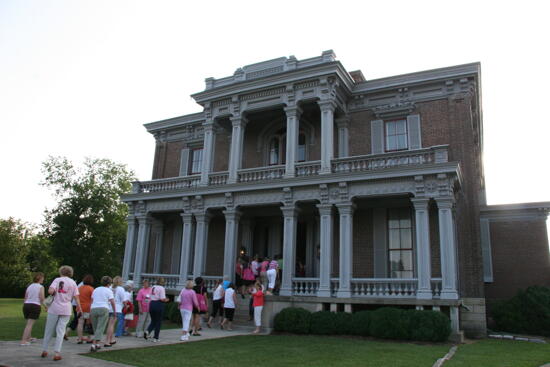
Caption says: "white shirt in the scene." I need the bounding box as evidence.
[124,290,133,302]
[213,284,224,301]
[224,288,235,308]
[114,286,126,313]
[91,286,114,310]
[25,283,43,305]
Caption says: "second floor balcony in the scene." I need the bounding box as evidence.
[132,145,450,195]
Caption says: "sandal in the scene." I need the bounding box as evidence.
[192,333,201,336]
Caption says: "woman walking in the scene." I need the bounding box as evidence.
[178,280,198,341]
[41,265,81,361]
[20,272,45,346]
[122,280,134,336]
[207,279,224,328]
[220,282,237,331]
[89,276,116,352]
[145,277,169,342]
[113,276,126,338]
[266,257,278,295]
[252,282,264,334]
[135,279,152,338]
[191,277,208,336]
[76,274,94,343]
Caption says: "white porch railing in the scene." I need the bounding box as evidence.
[134,175,201,193]
[141,273,180,290]
[295,161,321,177]
[330,278,340,296]
[431,278,442,298]
[202,275,222,293]
[292,278,319,296]
[351,278,418,298]
[209,172,228,186]
[332,146,446,174]
[237,165,285,183]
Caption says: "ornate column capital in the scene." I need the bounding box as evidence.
[136,214,152,225]
[435,197,455,209]
[335,116,350,129]
[180,212,194,222]
[336,202,356,215]
[222,209,242,221]
[193,210,212,223]
[280,205,300,218]
[317,99,337,112]
[411,197,430,210]
[316,203,333,216]
[283,105,303,118]
[229,114,248,127]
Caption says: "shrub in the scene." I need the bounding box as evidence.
[334,311,354,335]
[350,311,371,336]
[369,308,411,340]
[310,311,339,335]
[409,310,451,342]
[164,302,182,324]
[492,286,550,336]
[274,307,311,334]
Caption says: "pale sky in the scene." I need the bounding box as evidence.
[1,0,549,226]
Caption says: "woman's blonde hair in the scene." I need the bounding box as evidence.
[112,276,123,289]
[185,280,194,289]
[59,265,73,277]
[156,277,165,286]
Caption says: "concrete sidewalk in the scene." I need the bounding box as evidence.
[0,326,257,367]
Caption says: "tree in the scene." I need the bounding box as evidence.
[26,234,59,283]
[0,218,31,296]
[42,156,135,283]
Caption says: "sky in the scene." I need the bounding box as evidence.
[0,0,549,227]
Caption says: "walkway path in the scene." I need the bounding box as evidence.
[0,326,255,367]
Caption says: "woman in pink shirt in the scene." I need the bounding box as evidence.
[134,279,152,338]
[41,266,81,361]
[177,280,198,341]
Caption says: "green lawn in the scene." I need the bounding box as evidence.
[0,298,179,341]
[90,335,450,367]
[447,339,550,367]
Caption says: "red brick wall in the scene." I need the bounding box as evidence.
[485,219,550,301]
[353,209,374,278]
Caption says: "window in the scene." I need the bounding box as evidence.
[269,137,280,165]
[267,129,307,165]
[190,148,203,174]
[388,208,413,278]
[297,133,306,162]
[385,119,408,151]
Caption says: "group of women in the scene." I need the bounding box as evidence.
[20,266,135,360]
[20,265,267,361]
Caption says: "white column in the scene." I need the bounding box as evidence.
[122,216,137,281]
[200,122,216,186]
[193,211,210,278]
[228,116,247,184]
[317,204,333,297]
[241,219,254,257]
[318,100,336,174]
[133,215,151,286]
[436,197,459,299]
[280,206,299,296]
[336,117,349,158]
[412,198,432,299]
[223,209,241,282]
[336,203,354,298]
[178,213,194,286]
[284,106,302,178]
[152,221,164,274]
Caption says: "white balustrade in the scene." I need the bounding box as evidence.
[209,172,229,186]
[237,165,285,183]
[431,278,442,298]
[330,278,340,296]
[295,161,321,177]
[140,273,180,290]
[138,175,201,193]
[202,275,223,293]
[292,278,319,296]
[351,278,418,298]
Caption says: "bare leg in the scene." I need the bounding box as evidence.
[105,316,116,344]
[21,319,36,343]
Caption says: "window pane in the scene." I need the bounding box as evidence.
[400,228,412,249]
[396,120,407,134]
[269,138,279,165]
[401,250,413,271]
[386,122,396,135]
[399,216,411,229]
[387,136,397,151]
[388,217,400,229]
[398,134,408,149]
[389,229,400,249]
[191,149,203,174]
[297,145,306,162]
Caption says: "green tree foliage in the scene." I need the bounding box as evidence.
[26,234,59,283]
[41,156,135,283]
[0,218,31,296]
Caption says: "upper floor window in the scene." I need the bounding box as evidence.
[190,148,203,174]
[297,133,306,162]
[385,119,408,152]
[267,131,306,165]
[388,208,413,279]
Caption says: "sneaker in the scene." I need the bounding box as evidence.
[20,342,31,346]
[179,335,187,341]
[143,331,149,340]
[152,338,159,343]
[90,345,97,352]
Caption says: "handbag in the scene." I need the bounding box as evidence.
[43,295,54,308]
[196,293,208,312]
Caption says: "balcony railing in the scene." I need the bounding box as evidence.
[131,146,449,194]
[292,277,319,296]
[351,278,418,298]
[141,273,180,290]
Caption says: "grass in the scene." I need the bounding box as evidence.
[446,339,550,367]
[0,298,180,341]
[89,334,451,367]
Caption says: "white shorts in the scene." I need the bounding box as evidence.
[267,269,277,289]
[180,309,192,332]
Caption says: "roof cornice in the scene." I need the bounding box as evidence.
[144,112,205,134]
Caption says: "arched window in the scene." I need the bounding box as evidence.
[266,129,307,165]
[297,133,306,162]
[269,137,279,165]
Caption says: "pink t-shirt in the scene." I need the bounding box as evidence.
[260,261,269,272]
[48,277,79,316]
[135,287,153,313]
[150,285,166,301]
[268,260,279,270]
[178,289,198,311]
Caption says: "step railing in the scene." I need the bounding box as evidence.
[202,275,223,293]
[292,278,319,296]
[351,278,418,298]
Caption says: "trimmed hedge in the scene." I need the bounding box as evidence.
[274,307,451,342]
[491,286,550,337]
[274,307,311,334]
[164,302,182,324]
